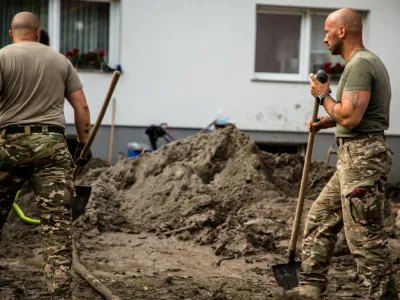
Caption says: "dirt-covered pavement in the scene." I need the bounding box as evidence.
[1,125,400,300]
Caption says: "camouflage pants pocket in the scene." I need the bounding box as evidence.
[344,138,391,176]
[347,179,383,226]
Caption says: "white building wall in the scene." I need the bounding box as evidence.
[65,0,400,134]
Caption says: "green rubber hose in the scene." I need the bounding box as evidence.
[13,190,41,225]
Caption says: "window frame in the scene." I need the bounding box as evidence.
[253,6,368,83]
[254,7,311,82]
[47,0,121,69]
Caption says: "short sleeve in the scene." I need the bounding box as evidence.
[343,58,374,92]
[65,61,83,95]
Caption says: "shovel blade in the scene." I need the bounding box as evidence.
[72,185,92,221]
[272,261,301,290]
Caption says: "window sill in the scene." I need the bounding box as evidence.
[251,77,340,85]
[251,78,309,84]
[77,69,117,75]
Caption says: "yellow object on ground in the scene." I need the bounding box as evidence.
[12,190,41,225]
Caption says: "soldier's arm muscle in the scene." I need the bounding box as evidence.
[323,58,374,129]
[322,90,370,129]
[66,88,91,143]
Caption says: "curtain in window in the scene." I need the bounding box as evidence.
[0,0,49,48]
[60,0,109,58]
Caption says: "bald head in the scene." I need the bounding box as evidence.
[326,8,363,36]
[11,12,40,32]
[9,12,41,42]
[323,8,365,59]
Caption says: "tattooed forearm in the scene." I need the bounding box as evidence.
[75,108,91,143]
[345,91,360,111]
[329,103,338,122]
[84,122,90,134]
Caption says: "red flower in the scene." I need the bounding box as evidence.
[87,53,94,59]
[323,62,333,68]
[65,50,72,57]
[335,63,343,68]
[73,48,79,53]
[98,50,106,57]
[324,67,333,73]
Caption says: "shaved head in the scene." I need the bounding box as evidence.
[11,12,40,32]
[326,8,363,36]
[323,8,364,58]
[9,12,41,42]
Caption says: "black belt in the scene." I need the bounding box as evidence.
[336,131,384,146]
[0,125,65,135]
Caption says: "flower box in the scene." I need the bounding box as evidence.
[65,48,106,71]
[323,62,345,76]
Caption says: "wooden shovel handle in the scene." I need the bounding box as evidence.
[288,98,319,262]
[73,71,121,180]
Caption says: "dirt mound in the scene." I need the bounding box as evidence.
[76,157,112,185]
[3,125,400,299]
[75,125,335,257]
[259,152,335,198]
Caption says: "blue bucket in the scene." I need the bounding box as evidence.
[128,149,142,158]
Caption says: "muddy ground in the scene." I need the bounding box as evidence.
[1,125,400,300]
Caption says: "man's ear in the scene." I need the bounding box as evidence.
[338,25,346,39]
[35,28,41,42]
[9,29,13,42]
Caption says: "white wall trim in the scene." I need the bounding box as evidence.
[300,9,312,81]
[48,0,61,52]
[108,0,122,68]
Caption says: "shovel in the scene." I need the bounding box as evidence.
[272,70,329,290]
[71,70,121,220]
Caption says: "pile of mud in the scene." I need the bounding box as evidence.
[75,125,336,257]
[75,157,112,184]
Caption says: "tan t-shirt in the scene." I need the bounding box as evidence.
[335,48,391,137]
[0,42,83,129]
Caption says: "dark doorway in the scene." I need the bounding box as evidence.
[256,142,304,154]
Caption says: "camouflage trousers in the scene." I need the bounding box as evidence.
[300,134,398,299]
[0,131,74,300]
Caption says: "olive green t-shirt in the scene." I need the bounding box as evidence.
[0,42,83,129]
[335,48,391,137]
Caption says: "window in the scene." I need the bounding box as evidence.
[255,13,302,74]
[254,6,367,82]
[0,0,120,70]
[0,0,49,48]
[60,0,110,59]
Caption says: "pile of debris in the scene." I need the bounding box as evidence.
[75,125,337,257]
[3,125,400,300]
[5,125,399,260]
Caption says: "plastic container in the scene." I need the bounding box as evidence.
[127,142,152,158]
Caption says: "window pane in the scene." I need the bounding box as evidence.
[0,0,49,48]
[255,13,302,74]
[310,15,345,75]
[60,0,110,58]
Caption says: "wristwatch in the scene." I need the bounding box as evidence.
[316,93,330,105]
